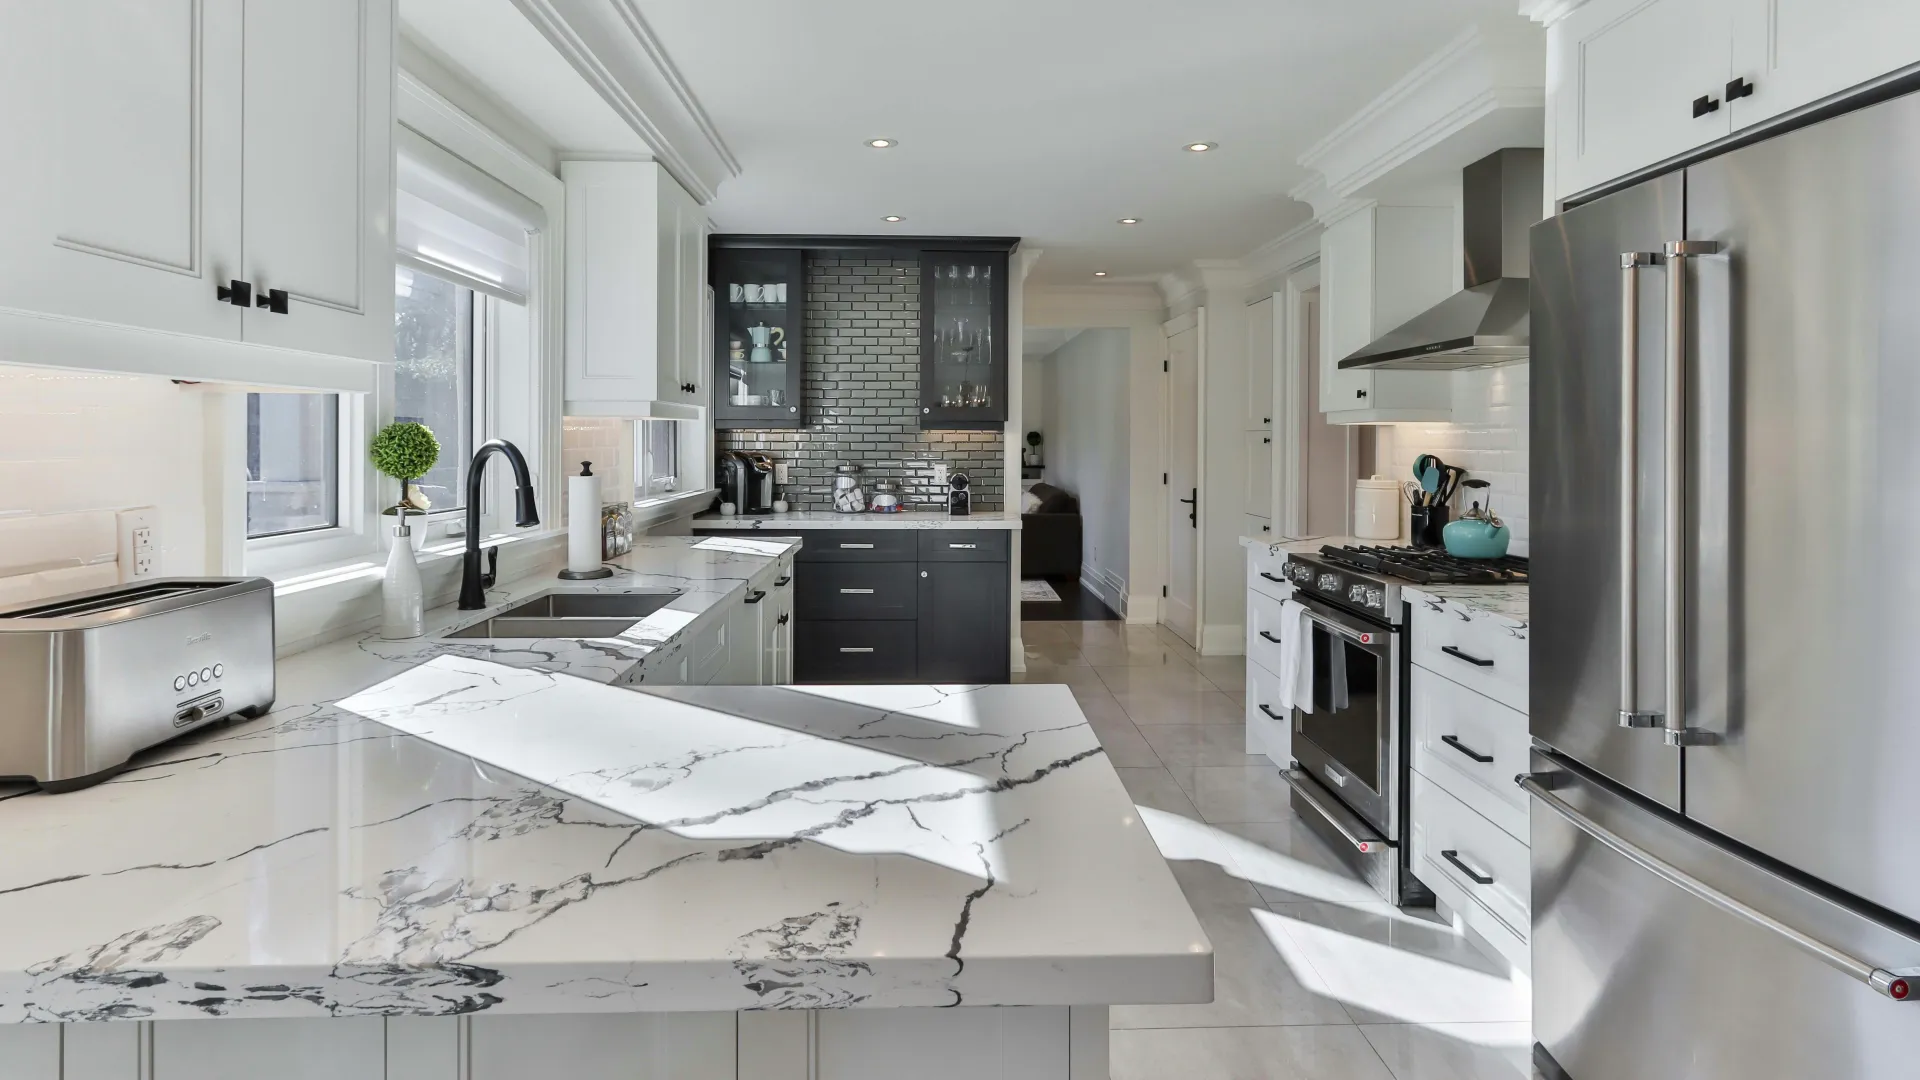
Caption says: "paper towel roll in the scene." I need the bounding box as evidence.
[568,467,602,574]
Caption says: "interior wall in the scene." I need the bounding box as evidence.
[1034,330,1130,611]
[1021,353,1046,452]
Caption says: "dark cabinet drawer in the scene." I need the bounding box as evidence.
[917,561,1010,683]
[797,620,918,682]
[795,531,918,562]
[916,531,1009,562]
[795,561,918,620]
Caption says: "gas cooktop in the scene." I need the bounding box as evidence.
[1317,545,1529,586]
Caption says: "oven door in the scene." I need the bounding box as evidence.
[1290,595,1397,837]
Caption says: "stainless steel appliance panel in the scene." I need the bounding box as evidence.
[1528,172,1685,809]
[1679,90,1920,924]
[1288,594,1396,837]
[1528,752,1920,1080]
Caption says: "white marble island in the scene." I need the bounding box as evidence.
[0,537,1207,1080]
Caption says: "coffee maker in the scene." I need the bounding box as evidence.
[716,451,776,514]
[946,471,970,517]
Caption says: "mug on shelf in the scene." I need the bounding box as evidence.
[744,284,766,304]
[728,283,745,303]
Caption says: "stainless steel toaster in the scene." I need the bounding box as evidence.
[0,577,275,791]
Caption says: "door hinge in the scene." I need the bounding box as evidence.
[1162,585,1168,597]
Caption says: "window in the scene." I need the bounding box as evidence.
[639,420,682,498]
[246,393,340,538]
[393,267,476,514]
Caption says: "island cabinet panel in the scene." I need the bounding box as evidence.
[917,560,1011,684]
[78,1019,387,1080]
[468,1013,736,1080]
[799,619,920,681]
[0,1025,57,1080]
[819,1007,1067,1080]
[798,562,920,621]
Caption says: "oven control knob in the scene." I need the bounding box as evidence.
[1318,574,1339,592]
[1348,584,1367,603]
[1365,588,1384,609]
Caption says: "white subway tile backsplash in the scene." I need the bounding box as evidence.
[1380,363,1531,555]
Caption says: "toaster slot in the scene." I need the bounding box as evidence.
[174,694,226,729]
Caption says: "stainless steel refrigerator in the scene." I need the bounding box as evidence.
[1529,87,1920,1078]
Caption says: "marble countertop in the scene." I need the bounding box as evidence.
[694,511,1021,531]
[1404,584,1529,627]
[0,537,1208,1023]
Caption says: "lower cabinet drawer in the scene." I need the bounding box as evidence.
[796,562,918,620]
[1411,768,1530,963]
[797,621,918,682]
[1245,587,1293,676]
[1409,665,1530,842]
[1246,545,1292,603]
[1244,658,1290,765]
[795,531,918,562]
[917,530,1010,562]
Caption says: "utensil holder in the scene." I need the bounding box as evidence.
[1409,504,1451,548]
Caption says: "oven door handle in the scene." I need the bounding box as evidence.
[1297,603,1374,645]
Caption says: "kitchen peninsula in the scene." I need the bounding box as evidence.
[0,537,1207,1080]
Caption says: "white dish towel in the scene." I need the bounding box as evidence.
[1275,599,1315,714]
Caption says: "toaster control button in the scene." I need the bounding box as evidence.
[186,671,199,687]
[174,675,187,691]
[213,663,224,679]
[200,667,213,683]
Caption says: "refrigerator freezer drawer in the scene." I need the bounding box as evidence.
[1529,752,1920,1080]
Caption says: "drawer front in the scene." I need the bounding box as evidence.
[1245,658,1290,766]
[796,561,918,620]
[794,530,918,562]
[797,620,918,682]
[916,530,1010,562]
[1411,769,1530,948]
[1245,587,1293,677]
[1246,544,1292,603]
[1409,666,1529,842]
[1409,600,1528,712]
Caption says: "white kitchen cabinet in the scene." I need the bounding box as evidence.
[563,160,711,418]
[0,1025,58,1080]
[1244,295,1275,430]
[1242,430,1274,520]
[0,0,393,365]
[1729,0,1920,126]
[762,559,794,685]
[1317,206,1455,424]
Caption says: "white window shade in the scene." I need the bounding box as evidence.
[395,125,546,304]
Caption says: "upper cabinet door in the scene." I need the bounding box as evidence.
[1729,0,1920,128]
[1245,295,1275,430]
[1555,0,1733,199]
[1318,211,1375,412]
[0,0,243,339]
[238,0,394,362]
[712,247,806,429]
[920,251,1010,429]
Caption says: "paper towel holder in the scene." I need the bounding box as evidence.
[559,461,615,581]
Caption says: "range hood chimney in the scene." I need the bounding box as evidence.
[1337,147,1541,371]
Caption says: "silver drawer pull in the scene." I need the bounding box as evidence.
[1520,773,1917,1002]
[839,543,874,549]
[1440,849,1494,885]
[839,647,875,654]
[839,588,874,594]
[948,543,977,549]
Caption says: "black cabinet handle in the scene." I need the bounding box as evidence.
[254,287,289,314]
[1263,437,1272,444]
[1258,630,1283,644]
[1356,388,1368,399]
[1259,572,1285,583]
[1692,94,1721,118]
[1441,734,1494,763]
[1258,703,1285,721]
[216,279,253,307]
[744,589,766,605]
[777,612,789,625]
[774,575,791,587]
[1441,645,1494,668]
[1725,77,1754,101]
[1441,849,1494,885]
[1262,416,1271,424]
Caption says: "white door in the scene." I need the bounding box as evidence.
[0,0,243,339]
[1164,311,1202,647]
[1729,0,1920,128]
[239,0,393,362]
[1555,0,1733,198]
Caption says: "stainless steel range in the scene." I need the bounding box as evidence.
[1277,544,1526,906]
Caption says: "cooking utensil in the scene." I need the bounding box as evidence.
[1437,465,1466,506]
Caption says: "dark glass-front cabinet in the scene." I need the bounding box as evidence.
[920,250,1008,429]
[712,247,804,429]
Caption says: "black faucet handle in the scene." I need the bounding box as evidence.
[482,546,499,589]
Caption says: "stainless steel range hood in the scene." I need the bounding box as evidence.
[1338,148,1541,371]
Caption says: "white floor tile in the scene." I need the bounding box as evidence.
[1020,622,1072,645]
[1022,639,1091,666]
[1259,902,1531,1026]
[1175,765,1296,823]
[1110,1025,1395,1080]
[1358,1022,1534,1080]
[1095,663,1217,694]
[1087,713,1164,768]
[1139,723,1266,767]
[1113,689,1243,726]
[1112,898,1353,1030]
[1194,654,1249,693]
[1211,820,1385,906]
[1115,767,1201,818]
[1013,661,1109,691]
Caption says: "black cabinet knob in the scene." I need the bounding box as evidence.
[1692,94,1721,118]
[255,288,289,315]
[1356,388,1368,399]
[216,280,252,307]
[1726,77,1755,101]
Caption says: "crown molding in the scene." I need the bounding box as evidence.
[510,0,736,204]
[1025,282,1165,314]
[1517,0,1590,27]
[1242,218,1324,282]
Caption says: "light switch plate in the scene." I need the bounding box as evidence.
[116,507,159,581]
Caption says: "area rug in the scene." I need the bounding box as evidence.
[1020,579,1062,602]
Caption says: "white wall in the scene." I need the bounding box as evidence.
[1036,329,1130,611]
[1021,355,1046,453]
[1376,362,1530,554]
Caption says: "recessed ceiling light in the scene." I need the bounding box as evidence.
[882,215,903,222]
[866,138,897,149]
[1093,271,1108,277]
[1184,142,1217,153]
[1118,217,1141,225]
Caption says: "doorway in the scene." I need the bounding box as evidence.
[1163,310,1202,646]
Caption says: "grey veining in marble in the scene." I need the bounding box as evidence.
[693,511,1021,531]
[1404,585,1529,629]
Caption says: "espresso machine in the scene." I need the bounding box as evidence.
[716,451,776,514]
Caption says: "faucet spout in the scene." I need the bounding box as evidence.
[459,439,540,610]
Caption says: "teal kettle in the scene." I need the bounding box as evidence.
[1443,479,1510,559]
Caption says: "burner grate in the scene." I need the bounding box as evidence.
[1319,545,1529,585]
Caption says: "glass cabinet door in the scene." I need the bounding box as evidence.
[713,247,804,429]
[920,251,1008,428]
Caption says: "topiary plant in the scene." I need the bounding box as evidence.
[370,421,440,516]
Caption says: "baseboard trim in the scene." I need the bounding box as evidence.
[1199,623,1246,657]
[1077,568,1128,619]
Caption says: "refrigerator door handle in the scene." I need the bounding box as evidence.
[1520,773,1916,1001]
[1659,240,1722,748]
[1619,252,1662,729]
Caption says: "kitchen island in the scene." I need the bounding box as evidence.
[0,538,1208,1080]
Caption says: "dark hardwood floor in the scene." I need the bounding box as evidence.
[1020,576,1121,622]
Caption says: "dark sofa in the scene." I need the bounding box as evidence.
[1020,482,1082,579]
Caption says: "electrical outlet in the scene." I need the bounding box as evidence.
[773,462,790,486]
[932,463,949,488]
[116,507,159,581]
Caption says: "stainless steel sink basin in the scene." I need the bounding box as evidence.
[442,588,682,639]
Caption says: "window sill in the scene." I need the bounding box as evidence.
[629,487,715,532]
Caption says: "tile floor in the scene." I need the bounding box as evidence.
[1015,620,1534,1080]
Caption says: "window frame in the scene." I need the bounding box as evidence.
[395,272,489,547]
[241,391,372,576]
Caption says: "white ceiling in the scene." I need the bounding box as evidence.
[635,0,1528,284]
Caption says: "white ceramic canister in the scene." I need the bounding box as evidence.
[1353,474,1402,541]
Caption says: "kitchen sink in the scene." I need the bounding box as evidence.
[442,588,682,639]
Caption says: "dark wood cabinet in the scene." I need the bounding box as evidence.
[711,246,805,429]
[918,250,1009,429]
[916,560,1010,683]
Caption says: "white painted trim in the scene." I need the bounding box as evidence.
[0,307,379,392]
[1278,262,1322,539]
[1243,219,1324,294]
[1078,567,1127,620]
[604,0,740,177]
[1519,0,1591,26]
